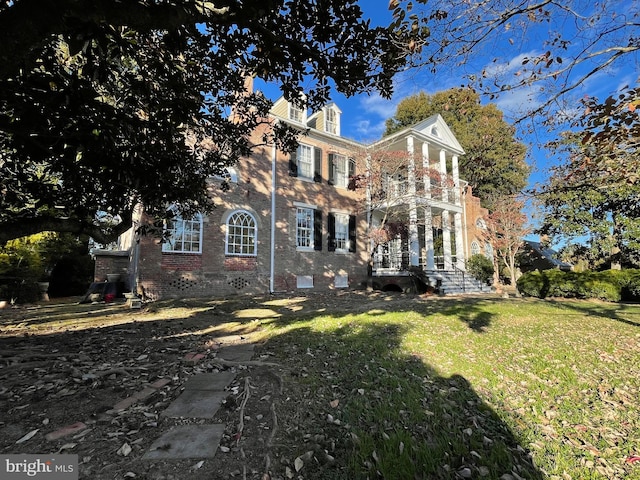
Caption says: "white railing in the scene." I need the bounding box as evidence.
[380,180,459,204]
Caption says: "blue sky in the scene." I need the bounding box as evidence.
[255,1,636,202]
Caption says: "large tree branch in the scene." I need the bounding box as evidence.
[0,211,133,246]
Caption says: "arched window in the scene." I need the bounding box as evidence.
[471,241,480,256]
[485,242,494,261]
[162,212,203,253]
[226,210,257,256]
[476,218,487,229]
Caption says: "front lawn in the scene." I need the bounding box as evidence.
[1,293,638,479]
[257,295,640,479]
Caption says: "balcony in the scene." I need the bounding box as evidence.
[376,179,459,205]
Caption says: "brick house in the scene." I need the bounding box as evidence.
[93,91,492,299]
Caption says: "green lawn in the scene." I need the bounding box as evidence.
[255,295,640,479]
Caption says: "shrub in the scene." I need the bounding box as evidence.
[619,269,640,301]
[516,268,636,302]
[583,280,621,302]
[516,271,547,298]
[466,254,494,284]
[0,279,41,304]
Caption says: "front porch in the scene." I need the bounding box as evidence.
[370,253,490,295]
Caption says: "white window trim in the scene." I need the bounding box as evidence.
[471,241,480,256]
[332,153,349,188]
[333,212,350,253]
[225,210,258,257]
[289,101,306,124]
[324,107,340,135]
[162,212,204,254]
[211,166,239,183]
[296,206,315,252]
[297,143,315,181]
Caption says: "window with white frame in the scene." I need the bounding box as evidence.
[296,207,314,249]
[334,213,349,252]
[297,144,314,180]
[329,154,353,188]
[471,241,480,256]
[485,242,494,261]
[328,212,356,253]
[162,213,203,253]
[226,210,257,256]
[325,108,338,134]
[289,102,304,123]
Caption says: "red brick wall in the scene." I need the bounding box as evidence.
[134,123,369,300]
[161,253,202,271]
[93,253,130,287]
[463,186,490,257]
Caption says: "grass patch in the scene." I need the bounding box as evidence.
[2,294,638,479]
[258,296,640,479]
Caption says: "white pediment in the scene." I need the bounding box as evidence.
[412,114,465,155]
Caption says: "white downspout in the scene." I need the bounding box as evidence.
[269,140,277,293]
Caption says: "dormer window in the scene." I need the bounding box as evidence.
[325,108,337,134]
[324,105,341,135]
[289,102,305,123]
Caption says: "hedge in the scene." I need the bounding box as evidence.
[516,269,640,302]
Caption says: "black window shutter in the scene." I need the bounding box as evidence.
[289,148,298,177]
[328,154,335,185]
[328,213,336,252]
[313,148,323,183]
[348,215,357,253]
[314,210,323,251]
[348,158,357,190]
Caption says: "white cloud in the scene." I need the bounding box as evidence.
[360,93,398,119]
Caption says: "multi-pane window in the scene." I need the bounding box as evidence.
[334,214,349,251]
[325,108,337,134]
[297,144,314,179]
[471,241,480,256]
[328,212,355,253]
[485,242,494,261]
[334,155,347,187]
[226,211,257,256]
[329,154,353,188]
[163,213,203,253]
[289,103,304,123]
[296,207,314,249]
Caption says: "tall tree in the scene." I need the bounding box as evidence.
[537,88,640,268]
[0,1,406,244]
[384,88,529,204]
[389,0,640,129]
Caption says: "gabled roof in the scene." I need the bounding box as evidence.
[411,114,465,154]
[523,241,573,270]
[371,113,465,155]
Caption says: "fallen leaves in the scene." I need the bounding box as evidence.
[15,429,38,444]
[117,443,132,457]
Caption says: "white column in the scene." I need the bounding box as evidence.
[454,212,465,270]
[439,149,447,202]
[407,136,420,266]
[422,141,435,270]
[422,142,431,198]
[452,154,461,205]
[424,208,434,270]
[442,210,452,270]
